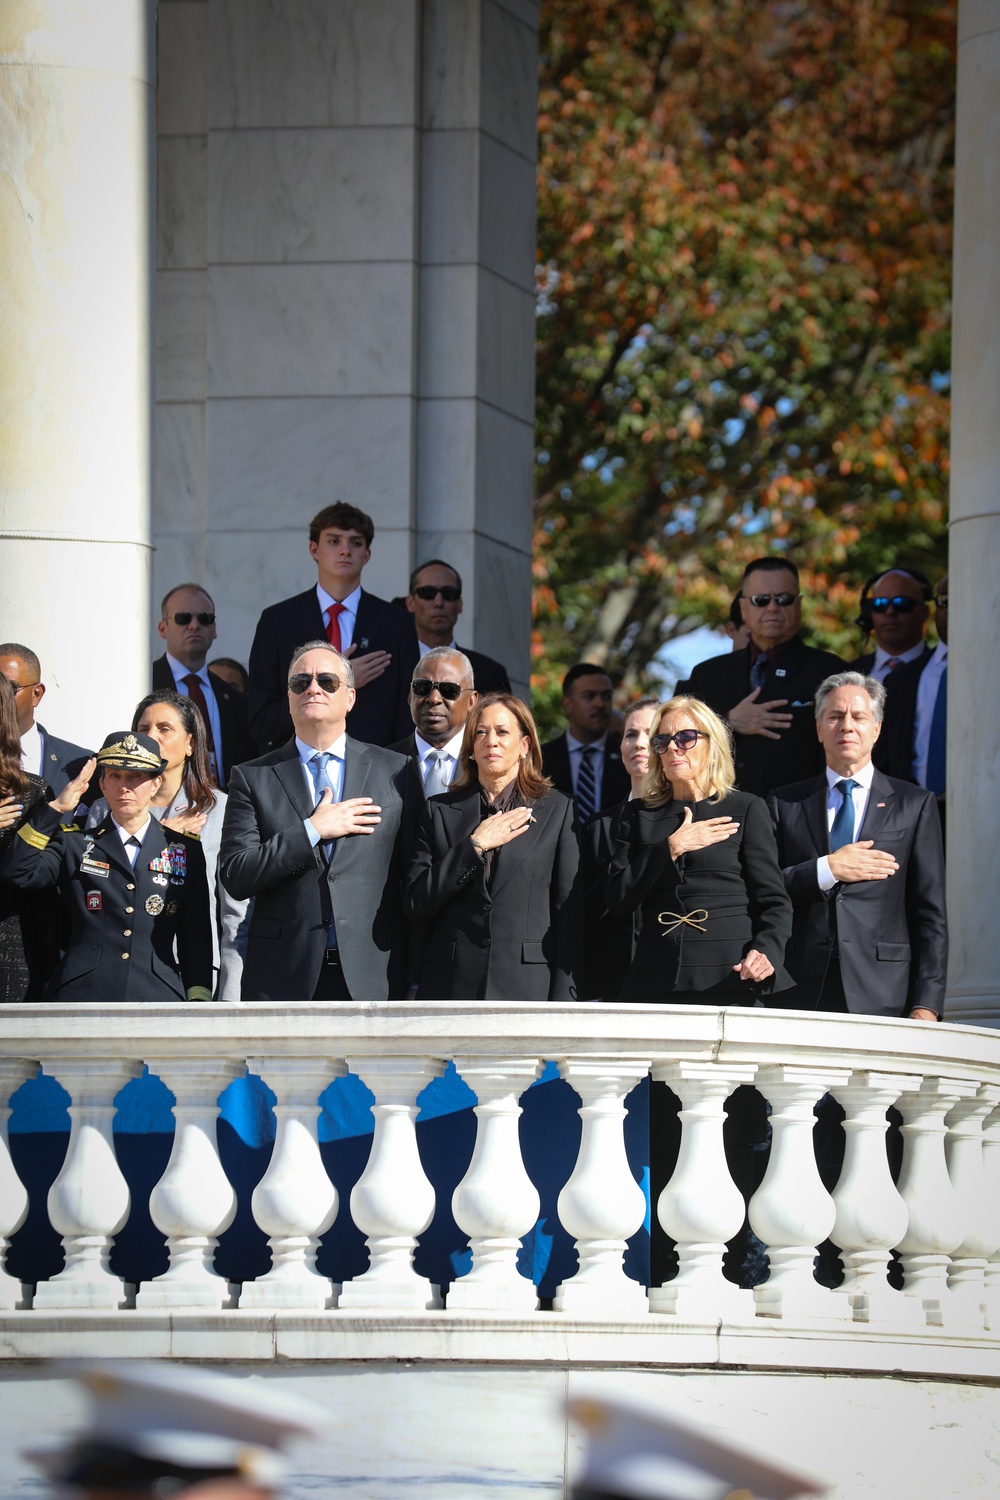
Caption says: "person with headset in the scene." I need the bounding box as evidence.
[847,567,933,682]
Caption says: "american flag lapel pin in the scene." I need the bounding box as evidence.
[876,802,886,808]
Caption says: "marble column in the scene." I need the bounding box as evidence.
[946,0,1000,1026]
[0,1,155,748]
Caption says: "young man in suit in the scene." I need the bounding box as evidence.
[152,584,255,787]
[677,558,845,797]
[541,663,631,822]
[404,559,511,695]
[0,642,94,797]
[389,647,479,796]
[767,671,946,1018]
[878,574,948,789]
[248,504,418,753]
[846,567,932,682]
[221,641,419,1002]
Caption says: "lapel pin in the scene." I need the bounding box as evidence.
[360,637,370,651]
[876,802,886,808]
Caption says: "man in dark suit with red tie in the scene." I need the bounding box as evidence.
[248,504,418,753]
[767,671,946,1018]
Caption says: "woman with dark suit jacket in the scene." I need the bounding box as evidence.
[606,696,793,1004]
[406,693,580,1002]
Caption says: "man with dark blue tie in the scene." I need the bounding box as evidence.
[767,671,946,1018]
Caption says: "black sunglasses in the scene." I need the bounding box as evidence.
[411,678,468,701]
[288,672,342,694]
[168,611,215,626]
[412,585,461,603]
[744,592,799,608]
[870,595,921,614]
[651,729,707,753]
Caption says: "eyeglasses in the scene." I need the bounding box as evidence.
[288,672,341,694]
[651,729,708,753]
[744,592,799,608]
[870,596,921,614]
[168,611,216,626]
[6,679,39,692]
[934,594,948,609]
[412,585,461,603]
[411,678,468,701]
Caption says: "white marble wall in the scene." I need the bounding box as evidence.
[154,0,538,689]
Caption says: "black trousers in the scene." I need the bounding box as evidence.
[311,949,354,1002]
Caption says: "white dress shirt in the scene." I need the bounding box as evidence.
[297,733,347,848]
[816,759,876,890]
[317,583,361,653]
[415,728,464,790]
[112,815,152,865]
[19,720,42,777]
[165,652,224,783]
[869,641,926,683]
[912,642,947,789]
[566,729,608,796]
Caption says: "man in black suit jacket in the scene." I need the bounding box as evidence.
[541,663,631,821]
[404,559,511,694]
[221,640,419,1002]
[767,671,946,1018]
[389,647,479,796]
[152,584,255,786]
[248,504,418,753]
[877,575,948,786]
[677,558,844,798]
[0,642,94,796]
[846,567,932,682]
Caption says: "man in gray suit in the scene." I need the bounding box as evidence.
[220,640,418,1001]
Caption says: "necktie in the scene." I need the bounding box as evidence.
[926,666,947,796]
[423,749,452,797]
[829,778,858,852]
[750,652,770,691]
[125,834,141,868]
[326,602,347,652]
[885,657,902,673]
[576,745,598,824]
[182,672,216,751]
[309,752,338,945]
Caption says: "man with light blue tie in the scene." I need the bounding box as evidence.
[767,671,946,1019]
[220,641,417,1001]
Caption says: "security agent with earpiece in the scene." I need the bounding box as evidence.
[0,732,213,1002]
[846,566,934,683]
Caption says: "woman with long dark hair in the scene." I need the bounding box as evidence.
[406,692,580,1002]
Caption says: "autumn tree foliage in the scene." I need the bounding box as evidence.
[532,0,955,723]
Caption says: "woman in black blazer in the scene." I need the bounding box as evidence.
[606,696,792,1004]
[406,694,580,1002]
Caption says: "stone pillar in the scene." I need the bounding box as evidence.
[946,0,1000,1026]
[0,0,155,748]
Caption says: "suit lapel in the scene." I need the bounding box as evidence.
[89,816,134,878]
[351,590,376,652]
[490,794,555,898]
[342,738,373,801]
[857,769,895,841]
[273,742,315,821]
[801,778,830,855]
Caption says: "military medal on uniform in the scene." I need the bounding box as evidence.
[146,894,165,916]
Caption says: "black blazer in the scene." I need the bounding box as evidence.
[461,646,511,695]
[604,791,793,1002]
[248,588,419,752]
[152,655,256,785]
[36,723,94,797]
[0,804,212,1003]
[876,649,938,781]
[220,736,418,1002]
[580,798,638,1001]
[678,637,846,797]
[767,769,947,1017]
[846,644,932,679]
[541,733,631,815]
[405,785,581,1003]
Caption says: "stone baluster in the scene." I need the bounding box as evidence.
[554,1060,650,1316]
[448,1057,542,1313]
[981,1102,1000,1333]
[749,1066,851,1321]
[944,1083,1000,1329]
[33,1057,141,1309]
[648,1062,757,1321]
[0,1060,37,1310]
[338,1057,446,1310]
[240,1057,346,1310]
[830,1071,918,1324]
[135,1058,241,1309]
[895,1077,975,1326]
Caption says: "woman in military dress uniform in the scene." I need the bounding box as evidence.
[0,730,213,1003]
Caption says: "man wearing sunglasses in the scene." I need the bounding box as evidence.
[221,641,418,1002]
[404,560,511,694]
[678,557,845,798]
[389,648,479,796]
[846,568,933,682]
[877,575,949,793]
[153,583,255,788]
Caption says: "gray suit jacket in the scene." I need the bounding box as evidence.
[220,736,419,1001]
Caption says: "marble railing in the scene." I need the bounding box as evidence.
[2,1003,1000,1352]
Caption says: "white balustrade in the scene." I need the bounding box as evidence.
[448,1057,542,1312]
[0,1059,36,1310]
[830,1071,918,1324]
[554,1060,649,1315]
[749,1066,850,1321]
[240,1056,346,1310]
[981,1103,1000,1333]
[944,1084,1000,1328]
[32,1057,142,1310]
[135,1058,240,1309]
[895,1077,975,1326]
[338,1056,446,1310]
[649,1062,756,1321]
